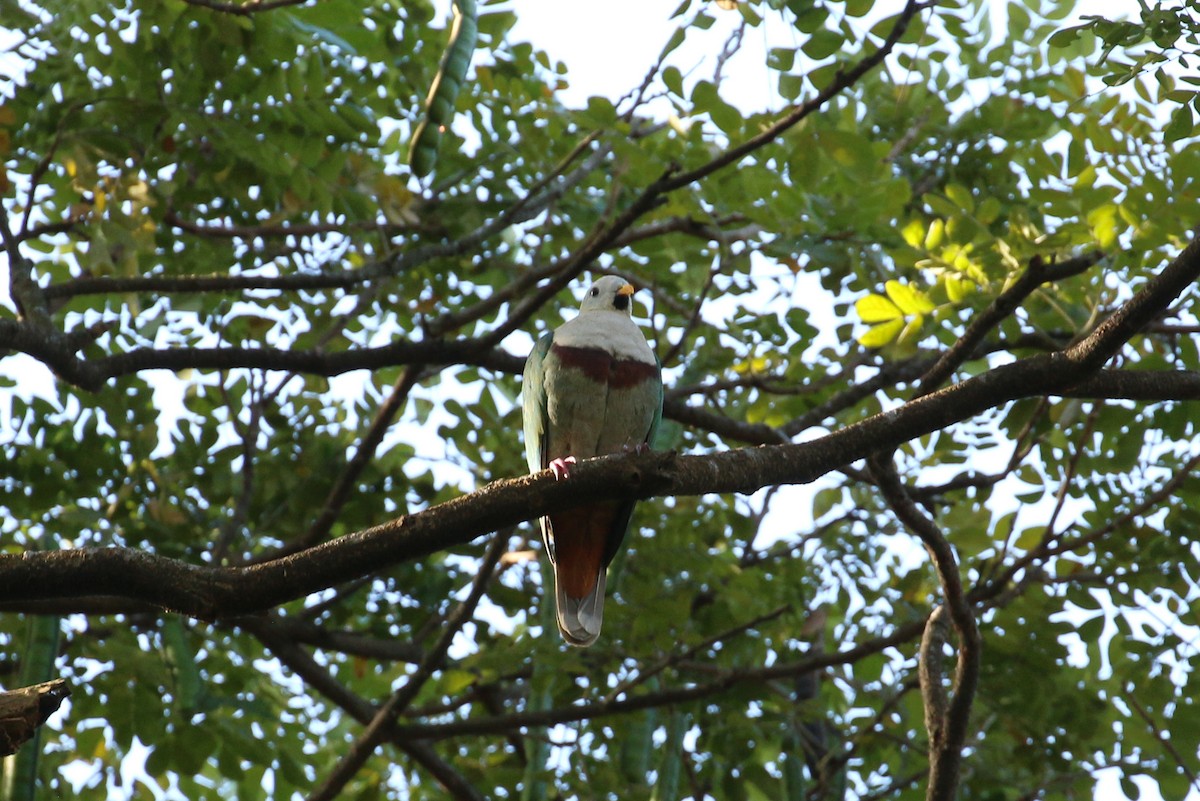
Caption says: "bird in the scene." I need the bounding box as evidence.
[522,274,663,646]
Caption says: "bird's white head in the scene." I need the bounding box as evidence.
[579,274,637,316]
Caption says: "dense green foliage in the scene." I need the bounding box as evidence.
[2,0,1199,799]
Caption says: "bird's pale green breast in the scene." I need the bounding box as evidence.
[540,343,660,462]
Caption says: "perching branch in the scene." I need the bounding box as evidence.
[4,234,1199,618]
[0,357,1191,620]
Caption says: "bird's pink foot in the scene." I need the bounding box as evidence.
[622,442,652,455]
[549,456,577,480]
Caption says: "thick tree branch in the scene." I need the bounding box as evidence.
[0,329,522,393]
[0,359,1194,619]
[181,0,318,15]
[40,269,376,300]
[1,205,50,327]
[870,457,980,801]
[918,605,951,750]
[4,235,1199,616]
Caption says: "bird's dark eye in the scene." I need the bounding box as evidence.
[590,287,600,297]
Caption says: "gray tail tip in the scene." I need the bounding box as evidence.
[559,626,600,647]
[554,572,607,647]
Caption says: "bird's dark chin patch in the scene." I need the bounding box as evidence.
[613,295,630,311]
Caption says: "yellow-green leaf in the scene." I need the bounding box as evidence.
[897,314,925,346]
[944,275,972,303]
[1015,525,1046,551]
[1087,203,1119,249]
[924,219,945,249]
[885,280,935,315]
[858,318,904,347]
[855,293,902,323]
[901,218,925,248]
[440,669,478,694]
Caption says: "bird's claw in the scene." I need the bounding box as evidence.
[622,442,651,455]
[549,456,577,480]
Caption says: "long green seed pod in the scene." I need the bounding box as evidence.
[409,0,478,178]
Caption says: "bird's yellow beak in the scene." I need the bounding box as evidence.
[618,283,635,297]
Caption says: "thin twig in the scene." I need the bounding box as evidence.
[261,365,423,561]
[246,618,486,801]
[603,604,790,703]
[661,255,723,366]
[915,251,1104,397]
[307,535,506,801]
[390,620,926,742]
[181,0,318,15]
[1127,693,1200,790]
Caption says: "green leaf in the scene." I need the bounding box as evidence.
[802,29,842,60]
[1015,525,1046,551]
[662,65,684,96]
[1164,104,1194,142]
[767,47,796,72]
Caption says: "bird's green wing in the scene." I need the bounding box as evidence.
[522,332,554,474]
[646,351,663,449]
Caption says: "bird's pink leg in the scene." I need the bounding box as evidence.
[549,456,577,480]
[622,442,652,454]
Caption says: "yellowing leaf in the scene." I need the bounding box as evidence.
[668,113,692,135]
[733,355,771,375]
[1087,203,1119,249]
[901,218,925,248]
[945,275,972,303]
[885,280,935,315]
[924,219,945,249]
[858,318,904,348]
[855,293,901,323]
[897,314,925,346]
